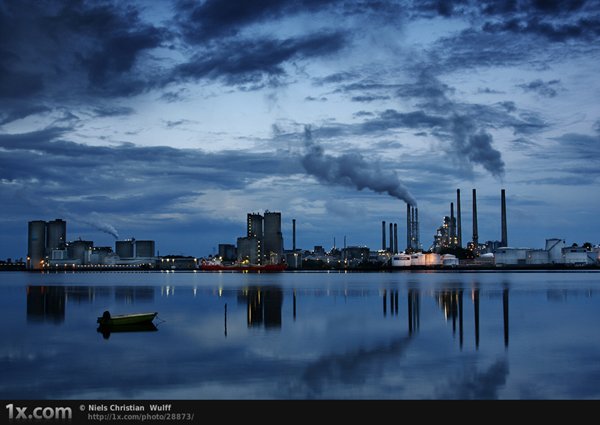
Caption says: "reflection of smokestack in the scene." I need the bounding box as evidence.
[393,223,398,254]
[292,219,296,251]
[501,189,508,247]
[472,189,478,248]
[382,221,386,251]
[406,203,411,251]
[389,222,393,252]
[457,189,462,248]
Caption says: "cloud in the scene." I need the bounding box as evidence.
[351,95,391,102]
[517,79,561,97]
[171,31,347,87]
[175,0,341,43]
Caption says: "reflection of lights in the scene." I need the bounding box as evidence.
[193,287,197,297]
[218,287,223,297]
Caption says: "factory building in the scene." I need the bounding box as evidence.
[494,238,598,266]
[236,211,285,265]
[264,211,284,264]
[237,236,261,265]
[27,220,47,270]
[218,244,237,262]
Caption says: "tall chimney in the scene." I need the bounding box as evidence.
[415,208,419,250]
[457,189,462,248]
[389,222,393,252]
[406,203,411,251]
[501,189,508,247]
[450,202,455,245]
[292,219,296,251]
[472,189,478,248]
[382,221,386,251]
[411,207,416,250]
[393,223,398,254]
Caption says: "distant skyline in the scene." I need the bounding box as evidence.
[1,0,599,258]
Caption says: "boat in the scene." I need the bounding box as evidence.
[200,259,287,272]
[97,311,158,326]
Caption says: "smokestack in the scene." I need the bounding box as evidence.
[472,189,478,248]
[501,189,508,247]
[389,222,393,252]
[292,219,296,251]
[450,202,455,245]
[415,208,419,250]
[457,189,462,248]
[382,221,386,251]
[406,203,411,251]
[393,223,398,254]
[411,207,416,250]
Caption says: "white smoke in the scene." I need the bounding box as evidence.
[301,126,417,206]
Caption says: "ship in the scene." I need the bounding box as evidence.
[200,258,287,272]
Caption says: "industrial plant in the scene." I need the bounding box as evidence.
[26,218,158,270]
[21,188,600,272]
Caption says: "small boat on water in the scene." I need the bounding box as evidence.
[97,311,158,326]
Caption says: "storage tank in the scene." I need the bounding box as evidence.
[545,238,565,264]
[46,219,66,253]
[116,240,135,258]
[28,220,46,270]
[135,240,155,258]
[391,253,411,267]
[442,254,459,267]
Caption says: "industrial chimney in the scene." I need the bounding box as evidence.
[450,202,455,246]
[501,189,508,247]
[389,222,393,252]
[393,223,398,254]
[382,221,386,251]
[293,219,296,251]
[472,189,478,249]
[406,203,411,251]
[457,189,462,248]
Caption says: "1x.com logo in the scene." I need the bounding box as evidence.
[6,404,72,421]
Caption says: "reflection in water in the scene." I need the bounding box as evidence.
[474,289,480,349]
[97,322,158,340]
[437,288,509,349]
[26,286,65,324]
[503,288,509,348]
[26,285,155,325]
[408,289,420,335]
[239,287,283,329]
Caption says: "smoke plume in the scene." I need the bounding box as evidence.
[77,217,120,239]
[301,126,417,206]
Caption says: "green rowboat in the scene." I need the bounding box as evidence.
[97,311,158,326]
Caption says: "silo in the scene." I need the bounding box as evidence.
[136,240,155,258]
[28,220,47,270]
[46,219,66,253]
[116,240,135,258]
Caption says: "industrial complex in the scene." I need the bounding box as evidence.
[18,188,600,271]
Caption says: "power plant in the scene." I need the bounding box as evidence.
[21,188,599,271]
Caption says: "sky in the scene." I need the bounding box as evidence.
[1,0,599,259]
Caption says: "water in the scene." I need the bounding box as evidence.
[1,270,599,399]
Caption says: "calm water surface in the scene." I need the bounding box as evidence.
[1,270,599,399]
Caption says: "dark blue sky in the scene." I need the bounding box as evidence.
[1,0,599,258]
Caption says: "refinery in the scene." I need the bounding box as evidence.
[3,188,598,272]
